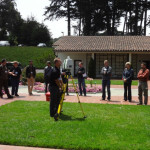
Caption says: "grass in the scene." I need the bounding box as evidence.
[69,79,138,85]
[0,101,150,150]
[0,46,55,68]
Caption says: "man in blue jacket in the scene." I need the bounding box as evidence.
[123,62,134,102]
[101,60,112,101]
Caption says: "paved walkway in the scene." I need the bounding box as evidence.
[0,145,62,150]
[1,84,150,107]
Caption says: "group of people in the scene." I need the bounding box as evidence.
[0,57,149,120]
[0,59,36,98]
[0,59,22,98]
[99,60,149,105]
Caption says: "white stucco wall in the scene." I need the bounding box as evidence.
[56,52,87,76]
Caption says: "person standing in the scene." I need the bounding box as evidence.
[77,62,86,96]
[101,60,112,101]
[0,59,13,99]
[10,61,22,97]
[26,60,36,95]
[122,62,134,102]
[137,62,149,105]
[49,58,63,119]
[44,61,53,93]
[61,69,69,95]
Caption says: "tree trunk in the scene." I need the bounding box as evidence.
[112,0,116,35]
[123,12,128,35]
[67,0,71,36]
[144,0,147,36]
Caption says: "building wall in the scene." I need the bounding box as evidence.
[132,54,150,78]
[94,53,128,78]
[56,52,150,78]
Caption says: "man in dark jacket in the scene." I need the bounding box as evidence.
[44,61,53,93]
[49,58,63,119]
[0,59,13,99]
[26,60,36,95]
[10,61,22,97]
[101,60,112,101]
[77,62,86,96]
[122,62,134,102]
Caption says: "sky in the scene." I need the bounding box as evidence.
[15,0,71,38]
[15,0,150,38]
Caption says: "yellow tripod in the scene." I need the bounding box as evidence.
[54,75,86,121]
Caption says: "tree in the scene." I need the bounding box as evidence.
[0,0,23,42]
[88,57,96,78]
[19,17,52,46]
[44,0,77,36]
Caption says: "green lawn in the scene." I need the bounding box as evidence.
[0,101,150,150]
[70,79,138,85]
[0,46,55,68]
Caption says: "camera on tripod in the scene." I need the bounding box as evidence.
[63,56,73,77]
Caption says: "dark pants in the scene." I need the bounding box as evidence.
[124,82,132,101]
[11,79,20,95]
[78,78,86,96]
[0,79,10,97]
[45,82,49,93]
[49,86,61,117]
[102,80,111,100]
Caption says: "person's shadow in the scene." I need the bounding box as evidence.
[59,113,86,121]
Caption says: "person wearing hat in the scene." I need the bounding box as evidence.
[122,62,134,102]
[0,59,13,99]
[44,61,53,93]
[26,60,36,95]
[10,61,22,97]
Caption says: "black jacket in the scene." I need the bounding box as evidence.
[10,66,22,80]
[26,65,36,78]
[44,66,53,83]
[0,65,8,80]
[123,68,134,83]
[77,67,85,79]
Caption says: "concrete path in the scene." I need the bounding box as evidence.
[0,145,61,150]
[0,84,150,107]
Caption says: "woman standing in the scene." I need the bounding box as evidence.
[122,62,134,102]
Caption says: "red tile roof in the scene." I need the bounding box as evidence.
[53,36,150,52]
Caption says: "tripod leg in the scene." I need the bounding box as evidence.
[71,75,86,118]
[55,75,68,120]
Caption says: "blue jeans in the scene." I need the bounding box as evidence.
[102,80,111,100]
[78,78,86,96]
[11,79,20,95]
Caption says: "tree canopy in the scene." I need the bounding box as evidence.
[0,0,52,46]
[45,0,150,36]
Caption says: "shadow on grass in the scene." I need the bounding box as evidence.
[59,113,86,121]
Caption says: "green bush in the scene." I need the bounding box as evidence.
[88,57,96,78]
[35,73,44,83]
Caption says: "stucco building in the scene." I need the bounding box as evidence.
[53,36,150,78]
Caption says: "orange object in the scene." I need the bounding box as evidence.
[46,92,51,101]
